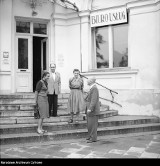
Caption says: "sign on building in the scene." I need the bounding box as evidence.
[90,7,127,27]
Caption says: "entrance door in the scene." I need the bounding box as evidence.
[41,38,48,73]
[16,36,32,92]
[33,37,48,91]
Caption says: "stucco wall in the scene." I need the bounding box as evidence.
[0,0,12,93]
[129,1,160,89]
[92,0,136,10]
[78,0,160,117]
[0,0,12,72]
[99,89,160,117]
[13,0,54,19]
[52,8,81,92]
[82,76,160,117]
[80,0,160,117]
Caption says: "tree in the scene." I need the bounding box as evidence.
[95,28,109,68]
[119,48,128,67]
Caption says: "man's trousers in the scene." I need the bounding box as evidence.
[87,115,98,141]
[48,92,58,117]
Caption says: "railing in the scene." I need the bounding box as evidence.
[80,74,122,107]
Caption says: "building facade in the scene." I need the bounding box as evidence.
[0,0,160,117]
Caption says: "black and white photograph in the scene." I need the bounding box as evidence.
[0,0,160,160]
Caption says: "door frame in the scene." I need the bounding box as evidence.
[14,18,49,93]
[41,38,49,76]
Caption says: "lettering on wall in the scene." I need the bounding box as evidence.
[90,7,127,27]
[57,54,64,67]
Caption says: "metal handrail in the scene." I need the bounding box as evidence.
[80,74,118,94]
[80,74,122,107]
[99,96,122,107]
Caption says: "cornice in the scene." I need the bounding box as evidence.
[127,0,159,9]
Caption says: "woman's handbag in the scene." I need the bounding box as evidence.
[34,104,40,119]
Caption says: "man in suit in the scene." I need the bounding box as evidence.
[48,63,61,117]
[85,77,100,143]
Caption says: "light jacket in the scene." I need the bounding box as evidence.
[48,72,61,95]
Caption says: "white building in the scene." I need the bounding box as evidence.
[0,0,160,117]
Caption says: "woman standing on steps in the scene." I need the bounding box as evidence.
[35,71,50,134]
[67,69,86,123]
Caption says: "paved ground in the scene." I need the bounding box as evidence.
[0,132,160,160]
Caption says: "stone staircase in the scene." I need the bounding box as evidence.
[0,93,160,146]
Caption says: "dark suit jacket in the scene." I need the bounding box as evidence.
[85,85,100,116]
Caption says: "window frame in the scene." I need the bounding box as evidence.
[15,17,49,37]
[92,23,129,71]
[16,21,31,34]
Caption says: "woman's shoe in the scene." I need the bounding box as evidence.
[68,119,73,123]
[41,129,47,133]
[87,140,97,143]
[37,129,44,134]
[75,121,79,124]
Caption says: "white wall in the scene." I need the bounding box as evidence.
[129,1,160,89]
[81,0,160,117]
[13,0,54,19]
[53,8,81,92]
[92,0,135,10]
[0,0,12,94]
[0,0,12,72]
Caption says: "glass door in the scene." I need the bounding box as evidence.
[16,36,32,92]
[41,38,48,76]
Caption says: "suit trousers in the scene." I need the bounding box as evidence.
[87,115,98,141]
[48,92,58,117]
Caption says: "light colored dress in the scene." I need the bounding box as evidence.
[67,77,85,115]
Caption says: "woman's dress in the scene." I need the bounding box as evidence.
[67,77,85,115]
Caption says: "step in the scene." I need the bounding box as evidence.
[0,115,159,135]
[0,98,69,105]
[0,104,111,123]
[0,109,69,117]
[0,103,68,111]
[0,104,35,111]
[0,93,70,104]
[0,122,160,145]
[0,110,117,125]
[0,93,35,99]
[0,103,108,112]
[0,105,109,117]
[0,110,34,117]
[0,93,70,99]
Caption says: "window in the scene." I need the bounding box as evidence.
[16,21,30,33]
[96,27,109,68]
[18,38,28,69]
[16,21,47,35]
[95,24,128,69]
[113,24,128,67]
[33,23,47,34]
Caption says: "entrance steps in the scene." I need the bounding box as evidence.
[0,93,68,106]
[0,115,160,145]
[0,93,160,145]
[0,93,115,125]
